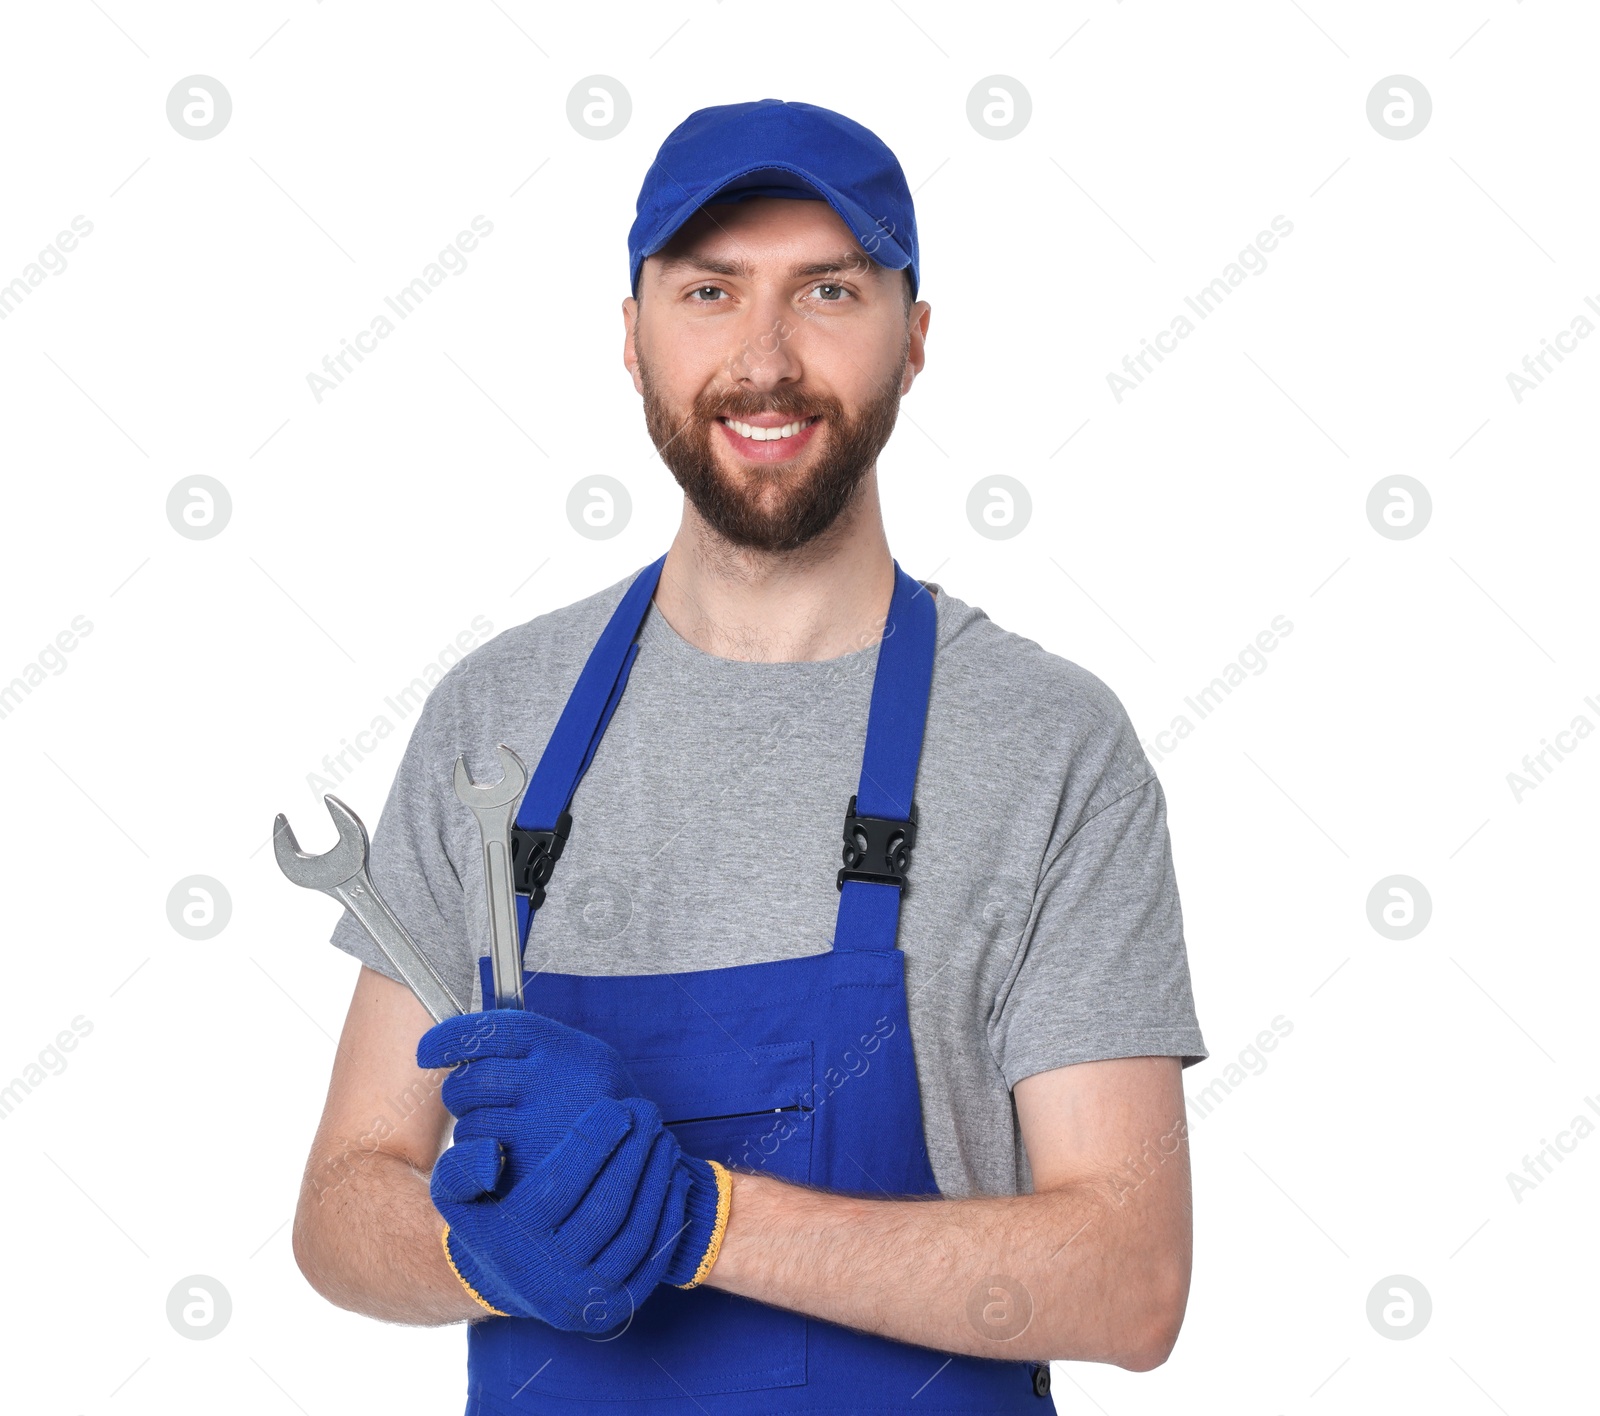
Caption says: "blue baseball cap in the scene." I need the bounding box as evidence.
[627,98,919,302]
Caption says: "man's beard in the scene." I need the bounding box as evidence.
[638,340,908,554]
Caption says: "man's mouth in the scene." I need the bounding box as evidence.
[714,413,823,462]
[716,414,822,442]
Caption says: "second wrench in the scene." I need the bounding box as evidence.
[454,744,530,1010]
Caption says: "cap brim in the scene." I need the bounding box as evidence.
[634,162,912,292]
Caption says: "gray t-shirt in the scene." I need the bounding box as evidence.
[330,566,1207,1198]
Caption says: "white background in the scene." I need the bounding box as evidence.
[0,1,1593,1411]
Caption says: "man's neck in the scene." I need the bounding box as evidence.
[655,484,898,664]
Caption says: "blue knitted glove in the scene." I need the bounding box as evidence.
[417,1011,732,1328]
[418,1010,640,1141]
[432,1092,731,1328]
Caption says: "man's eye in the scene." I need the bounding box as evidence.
[811,283,851,302]
[690,286,725,302]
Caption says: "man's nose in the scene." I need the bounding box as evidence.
[725,288,802,390]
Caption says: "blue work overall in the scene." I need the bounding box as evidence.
[464,554,1051,1414]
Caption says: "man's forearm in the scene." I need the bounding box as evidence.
[292,1143,484,1326]
[704,1168,1188,1369]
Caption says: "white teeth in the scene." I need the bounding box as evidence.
[725,417,814,441]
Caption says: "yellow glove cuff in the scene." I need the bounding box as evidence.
[673,1159,734,1290]
[441,1223,509,1317]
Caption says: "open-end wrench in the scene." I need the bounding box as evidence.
[453,744,530,1011]
[274,795,465,1023]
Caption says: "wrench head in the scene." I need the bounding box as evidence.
[274,795,370,891]
[453,743,530,811]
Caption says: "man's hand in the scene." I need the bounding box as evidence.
[418,1010,732,1328]
[416,1009,640,1154]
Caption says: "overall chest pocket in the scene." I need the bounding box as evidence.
[481,1040,815,1405]
[636,1040,816,1180]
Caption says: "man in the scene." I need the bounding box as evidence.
[293,98,1208,1414]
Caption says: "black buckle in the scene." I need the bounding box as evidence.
[510,811,572,910]
[837,794,917,890]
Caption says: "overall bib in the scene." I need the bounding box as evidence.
[463,555,1051,1415]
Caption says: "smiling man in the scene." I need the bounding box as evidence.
[293,99,1208,1415]
[632,199,915,560]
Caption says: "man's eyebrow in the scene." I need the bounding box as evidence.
[791,252,880,279]
[654,251,879,281]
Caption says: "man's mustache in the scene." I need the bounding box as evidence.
[697,396,835,423]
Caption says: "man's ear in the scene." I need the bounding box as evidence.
[901,300,931,395]
[621,295,645,395]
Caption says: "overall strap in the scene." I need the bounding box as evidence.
[831,563,937,954]
[512,555,665,949]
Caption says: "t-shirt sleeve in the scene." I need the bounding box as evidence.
[326,680,479,1013]
[988,725,1208,1090]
